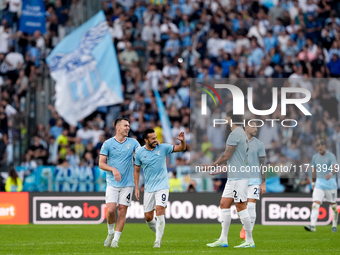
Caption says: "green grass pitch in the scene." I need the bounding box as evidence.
[0,224,339,254]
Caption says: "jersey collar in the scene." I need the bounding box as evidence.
[114,136,127,144]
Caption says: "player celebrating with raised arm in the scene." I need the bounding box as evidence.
[206,110,255,248]
[99,117,141,248]
[304,139,339,233]
[239,120,266,240]
[134,129,186,248]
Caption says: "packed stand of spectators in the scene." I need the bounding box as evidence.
[2,0,340,193]
[0,0,83,170]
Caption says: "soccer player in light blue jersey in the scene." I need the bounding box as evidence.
[99,117,140,248]
[304,139,339,233]
[239,120,266,240]
[206,110,255,248]
[134,128,186,248]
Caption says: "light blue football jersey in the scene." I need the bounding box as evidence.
[311,151,338,190]
[227,127,249,180]
[100,137,140,188]
[135,143,174,193]
[248,137,266,186]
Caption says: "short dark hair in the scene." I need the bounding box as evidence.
[226,109,243,123]
[143,128,155,140]
[114,117,129,127]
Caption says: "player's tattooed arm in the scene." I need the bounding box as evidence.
[211,145,236,167]
[259,156,267,195]
[259,157,266,183]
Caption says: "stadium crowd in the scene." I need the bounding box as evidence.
[1,0,340,192]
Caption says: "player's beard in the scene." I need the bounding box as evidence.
[149,141,157,148]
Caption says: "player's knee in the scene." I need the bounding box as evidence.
[155,207,165,216]
[145,213,153,222]
[235,202,247,212]
[118,205,128,216]
[107,205,116,216]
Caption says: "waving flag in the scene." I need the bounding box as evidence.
[153,89,172,143]
[46,11,123,126]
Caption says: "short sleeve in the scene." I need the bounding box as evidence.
[311,155,315,168]
[162,143,174,155]
[100,141,109,156]
[134,140,141,152]
[330,153,337,165]
[134,151,141,166]
[258,142,266,157]
[226,131,240,146]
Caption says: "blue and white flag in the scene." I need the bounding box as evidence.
[153,89,172,143]
[19,0,46,34]
[46,11,123,126]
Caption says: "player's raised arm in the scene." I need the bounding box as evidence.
[173,132,186,152]
[98,154,122,182]
[259,156,266,195]
[134,165,141,200]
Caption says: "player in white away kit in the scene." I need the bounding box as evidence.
[304,139,339,233]
[134,128,186,248]
[99,118,140,248]
[207,110,255,248]
[239,121,266,239]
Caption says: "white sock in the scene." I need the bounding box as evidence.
[239,209,254,244]
[310,202,320,227]
[247,202,256,231]
[113,231,121,242]
[108,223,115,235]
[218,209,231,243]
[331,204,338,228]
[146,218,157,233]
[156,215,165,242]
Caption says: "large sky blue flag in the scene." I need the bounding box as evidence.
[153,89,172,143]
[19,0,46,34]
[46,11,123,126]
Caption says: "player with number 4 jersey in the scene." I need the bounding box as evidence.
[99,118,141,248]
[134,128,186,248]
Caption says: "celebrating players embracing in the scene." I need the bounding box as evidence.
[134,128,186,248]
[99,117,140,247]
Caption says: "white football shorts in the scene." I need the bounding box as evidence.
[143,189,169,213]
[313,188,337,204]
[105,186,134,206]
[222,179,248,203]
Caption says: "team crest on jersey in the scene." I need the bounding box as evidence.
[125,144,131,149]
[155,150,160,155]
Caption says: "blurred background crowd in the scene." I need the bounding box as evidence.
[1,0,340,193]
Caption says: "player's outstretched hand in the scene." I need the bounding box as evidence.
[176,132,185,141]
[260,182,266,195]
[325,173,332,180]
[113,169,122,182]
[135,189,140,201]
